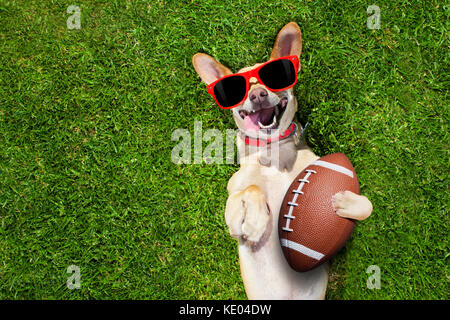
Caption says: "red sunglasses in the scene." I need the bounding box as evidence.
[206,55,300,109]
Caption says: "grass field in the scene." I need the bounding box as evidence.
[0,0,448,299]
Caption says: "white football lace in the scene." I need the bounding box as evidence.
[281,169,317,232]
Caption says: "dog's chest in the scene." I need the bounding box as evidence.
[260,166,298,215]
[260,150,319,216]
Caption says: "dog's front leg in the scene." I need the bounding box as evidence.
[332,191,373,220]
[225,166,270,246]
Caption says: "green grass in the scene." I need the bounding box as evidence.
[0,0,448,299]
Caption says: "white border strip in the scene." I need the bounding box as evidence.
[311,160,354,178]
[280,238,325,261]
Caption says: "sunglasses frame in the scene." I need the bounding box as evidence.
[206,55,300,109]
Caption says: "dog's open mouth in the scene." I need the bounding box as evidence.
[239,97,288,132]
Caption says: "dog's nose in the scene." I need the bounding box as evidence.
[249,88,268,104]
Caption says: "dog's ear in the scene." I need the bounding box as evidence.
[192,53,233,85]
[270,22,302,60]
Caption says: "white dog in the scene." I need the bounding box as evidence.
[192,22,373,299]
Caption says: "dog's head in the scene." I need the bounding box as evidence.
[192,22,302,138]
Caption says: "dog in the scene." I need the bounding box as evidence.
[192,22,373,299]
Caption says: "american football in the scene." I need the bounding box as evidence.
[278,153,360,272]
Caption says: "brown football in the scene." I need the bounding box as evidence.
[278,153,360,272]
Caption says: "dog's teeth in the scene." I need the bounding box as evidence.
[258,116,278,129]
[258,121,271,129]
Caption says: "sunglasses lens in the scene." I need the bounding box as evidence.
[213,75,246,108]
[258,59,296,90]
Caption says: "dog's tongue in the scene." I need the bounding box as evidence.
[244,115,259,131]
[243,109,274,132]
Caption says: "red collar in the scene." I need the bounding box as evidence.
[241,122,298,147]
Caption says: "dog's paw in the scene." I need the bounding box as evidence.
[225,185,270,243]
[332,191,373,221]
